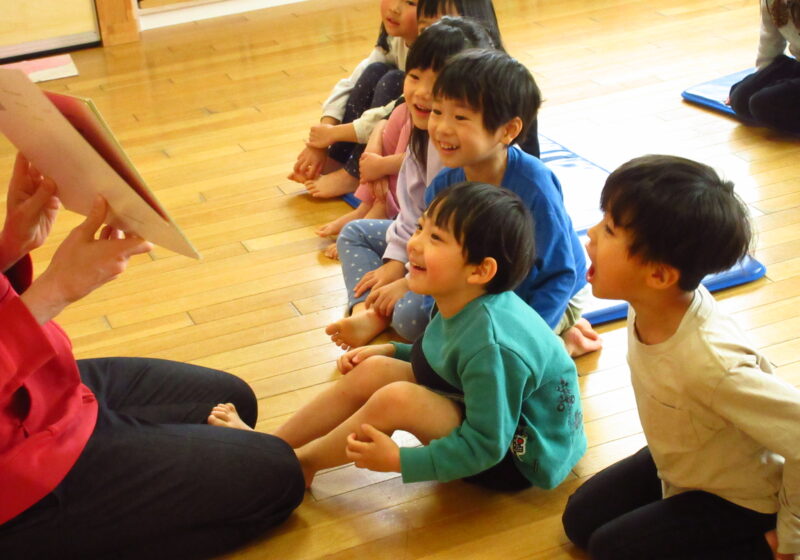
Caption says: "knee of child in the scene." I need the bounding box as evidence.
[392,303,428,341]
[368,381,418,414]
[748,90,791,129]
[337,221,363,248]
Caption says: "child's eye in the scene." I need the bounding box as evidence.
[431,108,442,115]
[455,114,469,121]
[415,222,423,231]
[604,224,613,235]
[407,72,419,81]
[431,233,442,241]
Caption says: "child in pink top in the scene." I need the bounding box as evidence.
[317,102,410,258]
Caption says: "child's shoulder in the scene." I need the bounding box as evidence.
[633,287,772,391]
[475,292,566,354]
[506,147,560,190]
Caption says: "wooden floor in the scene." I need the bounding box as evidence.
[2,0,799,557]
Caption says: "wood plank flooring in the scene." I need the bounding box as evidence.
[1,0,798,557]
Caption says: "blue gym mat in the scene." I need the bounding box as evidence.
[343,133,768,325]
[681,69,755,119]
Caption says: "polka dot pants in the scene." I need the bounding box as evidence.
[337,219,432,341]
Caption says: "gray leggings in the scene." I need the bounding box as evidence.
[337,219,431,342]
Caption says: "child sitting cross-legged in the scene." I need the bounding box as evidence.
[562,155,800,560]
[210,182,586,492]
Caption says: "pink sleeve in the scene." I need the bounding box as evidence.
[381,103,410,156]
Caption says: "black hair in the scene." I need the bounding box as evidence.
[416,0,505,51]
[405,17,495,167]
[600,155,753,291]
[426,181,534,294]
[432,48,541,143]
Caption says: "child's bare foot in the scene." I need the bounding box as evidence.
[323,243,339,260]
[208,403,254,431]
[325,308,390,349]
[561,318,603,358]
[316,215,351,238]
[305,169,359,198]
[287,170,310,184]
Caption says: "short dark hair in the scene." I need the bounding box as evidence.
[406,17,495,167]
[416,0,505,51]
[426,181,535,293]
[406,16,495,73]
[432,48,541,143]
[600,155,752,291]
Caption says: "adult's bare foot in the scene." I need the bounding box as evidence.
[325,308,390,349]
[561,318,603,358]
[207,403,254,431]
[305,168,359,198]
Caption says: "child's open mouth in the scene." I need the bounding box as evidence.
[586,264,595,282]
[413,104,431,117]
[436,142,458,152]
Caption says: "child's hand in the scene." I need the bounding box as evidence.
[370,177,389,203]
[337,343,395,374]
[359,152,386,182]
[306,124,336,149]
[346,424,401,472]
[365,277,409,316]
[353,259,406,298]
[292,146,326,180]
[764,530,794,560]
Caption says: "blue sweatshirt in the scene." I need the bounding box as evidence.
[425,146,587,329]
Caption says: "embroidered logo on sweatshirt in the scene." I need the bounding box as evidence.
[511,430,528,457]
[556,378,576,413]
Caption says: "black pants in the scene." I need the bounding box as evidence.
[561,447,776,559]
[729,54,800,134]
[0,358,304,560]
[328,62,405,178]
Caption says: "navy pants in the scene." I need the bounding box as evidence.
[328,62,405,178]
[0,358,305,560]
[561,447,776,559]
[729,54,800,134]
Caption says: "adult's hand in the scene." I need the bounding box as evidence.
[20,196,152,324]
[0,154,60,271]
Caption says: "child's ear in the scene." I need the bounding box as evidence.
[499,117,524,145]
[467,257,498,287]
[645,262,681,290]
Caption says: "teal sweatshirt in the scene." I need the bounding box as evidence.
[393,291,586,489]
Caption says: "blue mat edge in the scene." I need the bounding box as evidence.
[681,90,737,116]
[681,69,756,120]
